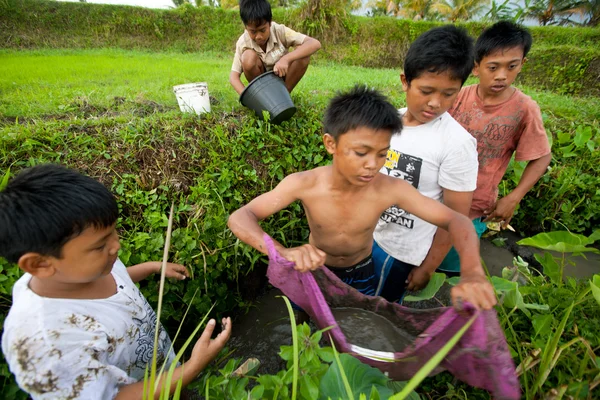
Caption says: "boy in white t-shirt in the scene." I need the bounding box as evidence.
[373,26,483,302]
[0,164,232,400]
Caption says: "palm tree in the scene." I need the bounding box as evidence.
[483,0,516,21]
[433,0,490,21]
[525,0,589,25]
[384,0,442,20]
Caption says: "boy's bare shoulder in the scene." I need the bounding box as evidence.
[284,166,329,187]
[374,173,413,191]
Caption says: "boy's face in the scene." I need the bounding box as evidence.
[324,127,392,186]
[401,71,462,126]
[46,224,120,284]
[245,20,271,48]
[474,46,525,98]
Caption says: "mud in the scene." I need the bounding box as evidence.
[331,307,412,352]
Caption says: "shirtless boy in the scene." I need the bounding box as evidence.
[228,85,495,310]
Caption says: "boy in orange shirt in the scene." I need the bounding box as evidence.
[446,21,551,272]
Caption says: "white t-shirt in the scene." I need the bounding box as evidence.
[373,109,478,266]
[2,259,176,400]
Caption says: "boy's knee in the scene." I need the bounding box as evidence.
[293,55,311,69]
[241,49,262,70]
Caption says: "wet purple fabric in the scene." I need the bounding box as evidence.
[264,235,520,399]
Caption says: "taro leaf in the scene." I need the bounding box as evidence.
[531,314,553,338]
[534,253,561,285]
[517,231,599,254]
[403,273,445,302]
[490,277,548,316]
[319,353,392,400]
[590,275,600,307]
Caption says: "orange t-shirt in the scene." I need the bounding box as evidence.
[449,85,551,219]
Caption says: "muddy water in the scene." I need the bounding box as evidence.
[331,307,413,352]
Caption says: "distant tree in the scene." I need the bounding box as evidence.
[483,0,518,21]
[384,0,442,20]
[581,0,600,25]
[525,0,589,25]
[433,0,490,21]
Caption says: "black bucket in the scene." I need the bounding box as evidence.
[239,71,297,124]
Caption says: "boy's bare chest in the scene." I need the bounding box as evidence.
[302,192,387,232]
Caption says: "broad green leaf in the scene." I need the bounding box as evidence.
[517,231,599,254]
[300,374,319,400]
[319,353,392,400]
[531,314,552,338]
[534,253,561,285]
[403,273,445,302]
[574,125,592,148]
[490,276,517,293]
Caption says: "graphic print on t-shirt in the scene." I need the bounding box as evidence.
[380,149,423,229]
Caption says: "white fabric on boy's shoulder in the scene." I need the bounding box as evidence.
[1,259,176,400]
[373,109,478,266]
[231,21,306,73]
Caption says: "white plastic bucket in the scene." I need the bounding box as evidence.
[173,82,211,114]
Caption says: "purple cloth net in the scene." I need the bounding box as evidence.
[264,235,520,399]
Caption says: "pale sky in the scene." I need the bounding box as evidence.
[59,0,174,9]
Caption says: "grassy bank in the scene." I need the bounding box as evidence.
[1,0,599,95]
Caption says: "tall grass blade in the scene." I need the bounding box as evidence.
[328,334,354,400]
[279,296,298,400]
[532,302,574,396]
[0,168,10,191]
[390,314,477,400]
[148,201,175,397]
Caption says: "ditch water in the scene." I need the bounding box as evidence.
[227,235,600,376]
[330,307,412,352]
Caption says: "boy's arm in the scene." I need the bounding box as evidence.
[273,36,321,77]
[229,70,246,96]
[406,189,472,291]
[115,317,231,400]
[227,173,326,271]
[394,181,495,310]
[127,262,189,283]
[483,153,551,227]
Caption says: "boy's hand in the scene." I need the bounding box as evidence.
[280,244,327,273]
[161,262,190,281]
[451,275,496,311]
[273,58,290,78]
[483,195,519,228]
[191,317,232,369]
[406,267,433,291]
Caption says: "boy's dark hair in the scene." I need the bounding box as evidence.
[239,0,272,26]
[475,21,532,63]
[404,25,474,85]
[0,164,118,263]
[324,85,402,140]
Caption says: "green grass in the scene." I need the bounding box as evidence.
[1,48,598,131]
